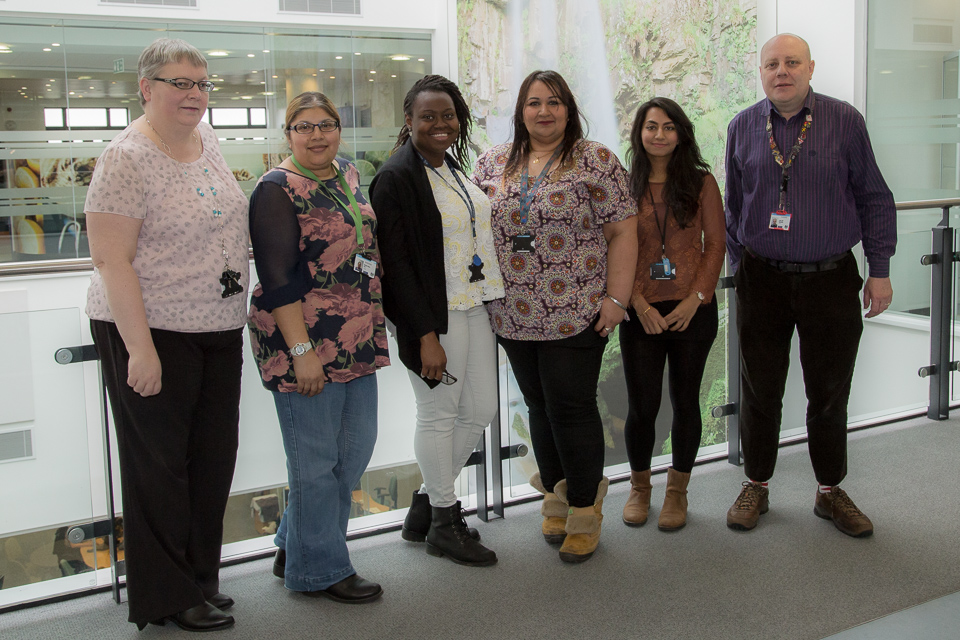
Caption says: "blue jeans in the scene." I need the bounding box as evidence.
[272,374,378,591]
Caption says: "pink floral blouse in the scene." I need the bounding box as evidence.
[473,140,635,341]
[247,161,390,392]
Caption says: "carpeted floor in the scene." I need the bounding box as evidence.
[2,415,958,640]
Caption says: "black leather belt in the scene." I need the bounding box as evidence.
[746,248,851,274]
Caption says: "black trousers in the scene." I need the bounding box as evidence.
[498,327,607,507]
[91,320,242,625]
[619,298,718,474]
[734,251,863,485]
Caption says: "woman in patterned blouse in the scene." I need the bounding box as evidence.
[247,92,390,604]
[370,75,504,567]
[473,70,638,563]
[619,97,725,532]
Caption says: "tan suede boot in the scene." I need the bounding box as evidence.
[622,469,652,526]
[529,472,567,544]
[554,477,609,563]
[658,468,690,531]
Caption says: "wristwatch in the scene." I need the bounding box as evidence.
[695,290,705,301]
[290,342,312,357]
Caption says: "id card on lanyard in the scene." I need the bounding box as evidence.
[290,157,375,277]
[513,147,562,253]
[418,152,486,282]
[766,96,814,231]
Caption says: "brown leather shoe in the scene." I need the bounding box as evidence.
[814,487,874,538]
[622,469,651,526]
[726,481,769,531]
[658,468,690,531]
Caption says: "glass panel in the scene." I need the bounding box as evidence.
[865,0,958,414]
[211,108,251,126]
[0,306,101,607]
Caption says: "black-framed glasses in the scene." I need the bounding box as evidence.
[288,120,341,135]
[440,371,458,386]
[153,77,216,92]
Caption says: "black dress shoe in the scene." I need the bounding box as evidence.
[207,592,234,610]
[302,574,383,604]
[273,548,285,579]
[163,602,235,632]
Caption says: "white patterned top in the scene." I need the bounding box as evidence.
[84,122,250,332]
[426,163,504,310]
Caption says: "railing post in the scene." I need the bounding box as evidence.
[717,276,742,466]
[923,206,954,420]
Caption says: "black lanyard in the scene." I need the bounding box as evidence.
[418,152,482,265]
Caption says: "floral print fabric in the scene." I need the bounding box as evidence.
[473,140,635,341]
[247,163,390,392]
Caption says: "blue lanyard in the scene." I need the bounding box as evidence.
[418,152,482,267]
[519,147,562,225]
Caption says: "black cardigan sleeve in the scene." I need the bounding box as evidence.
[369,166,442,340]
[248,180,313,311]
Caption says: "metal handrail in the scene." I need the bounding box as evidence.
[896,198,960,211]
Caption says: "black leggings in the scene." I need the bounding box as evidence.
[619,298,717,473]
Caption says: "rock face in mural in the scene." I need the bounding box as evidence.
[458,0,757,183]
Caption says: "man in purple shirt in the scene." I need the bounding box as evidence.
[724,34,896,537]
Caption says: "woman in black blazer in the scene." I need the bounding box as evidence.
[370,75,503,567]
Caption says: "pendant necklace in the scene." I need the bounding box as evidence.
[145,118,243,298]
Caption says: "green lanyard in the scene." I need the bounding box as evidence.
[290,156,364,247]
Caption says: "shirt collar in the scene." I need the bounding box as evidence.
[761,87,816,119]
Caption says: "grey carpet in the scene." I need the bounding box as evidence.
[2,415,959,640]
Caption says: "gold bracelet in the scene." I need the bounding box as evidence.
[642,306,652,316]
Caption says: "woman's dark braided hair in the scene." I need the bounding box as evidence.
[627,96,710,228]
[394,74,472,170]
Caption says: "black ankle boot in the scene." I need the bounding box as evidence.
[425,501,497,567]
[402,491,480,542]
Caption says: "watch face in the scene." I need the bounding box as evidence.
[292,343,307,356]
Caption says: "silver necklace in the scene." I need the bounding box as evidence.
[145,118,241,298]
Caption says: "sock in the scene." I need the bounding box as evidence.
[749,479,769,488]
[818,484,833,494]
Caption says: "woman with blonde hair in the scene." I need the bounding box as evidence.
[86,38,247,631]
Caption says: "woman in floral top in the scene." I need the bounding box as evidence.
[247,92,389,604]
[474,70,637,563]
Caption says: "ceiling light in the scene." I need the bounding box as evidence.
[879,70,893,75]
[368,79,373,82]
[43,48,51,52]
[262,91,274,96]
[319,68,325,72]
[247,53,255,58]
[418,58,425,62]
[369,70,376,74]
[329,76,335,79]
[354,52,361,56]
[391,74,396,78]
[208,50,228,57]
[262,49,270,53]
[272,75,278,78]
[241,96,252,100]
[391,55,410,61]
[52,43,60,47]
[335,56,343,60]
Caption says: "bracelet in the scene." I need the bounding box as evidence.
[642,306,653,316]
[605,294,628,312]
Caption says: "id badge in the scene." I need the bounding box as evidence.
[511,233,535,253]
[769,210,792,231]
[353,254,377,278]
[649,257,677,281]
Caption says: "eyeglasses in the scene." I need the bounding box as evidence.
[288,120,341,135]
[440,371,458,386]
[153,77,216,92]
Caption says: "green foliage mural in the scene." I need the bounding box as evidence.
[458,0,755,466]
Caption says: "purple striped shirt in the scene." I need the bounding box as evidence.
[724,90,896,277]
